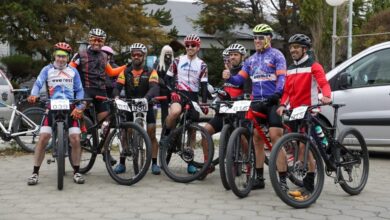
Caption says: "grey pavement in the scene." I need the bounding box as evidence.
[1,150,390,220]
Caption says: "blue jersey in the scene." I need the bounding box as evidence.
[228,47,286,100]
[31,64,84,108]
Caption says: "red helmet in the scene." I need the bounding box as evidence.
[54,42,72,53]
[184,34,201,46]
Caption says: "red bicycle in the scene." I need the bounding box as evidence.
[225,100,301,198]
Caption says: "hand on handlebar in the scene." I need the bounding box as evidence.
[201,106,209,115]
[70,108,84,120]
[171,92,181,103]
[27,95,38,104]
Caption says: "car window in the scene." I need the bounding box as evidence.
[344,48,390,88]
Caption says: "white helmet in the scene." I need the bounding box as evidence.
[130,43,147,54]
[89,28,106,39]
[227,43,246,55]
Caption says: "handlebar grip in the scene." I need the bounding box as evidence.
[154,96,167,101]
[95,96,108,101]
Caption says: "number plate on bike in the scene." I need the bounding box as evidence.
[115,99,131,112]
[289,106,308,121]
[131,98,148,112]
[50,99,70,110]
[219,103,235,114]
[231,100,251,112]
[191,101,203,113]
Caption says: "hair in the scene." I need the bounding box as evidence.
[158,45,173,71]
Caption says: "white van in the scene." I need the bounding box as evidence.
[320,41,390,147]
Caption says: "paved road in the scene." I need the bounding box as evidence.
[0,151,389,220]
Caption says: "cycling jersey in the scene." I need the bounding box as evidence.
[31,63,84,108]
[166,55,208,102]
[280,55,331,109]
[227,47,286,100]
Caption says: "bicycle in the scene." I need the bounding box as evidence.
[268,103,369,208]
[225,100,298,198]
[159,90,214,183]
[69,96,153,186]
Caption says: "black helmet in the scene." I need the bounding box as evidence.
[288,34,311,48]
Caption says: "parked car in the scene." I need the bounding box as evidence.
[320,41,390,147]
[0,69,15,126]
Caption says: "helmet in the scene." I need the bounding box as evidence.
[227,43,246,55]
[288,34,312,48]
[222,48,229,59]
[54,42,72,53]
[101,46,114,55]
[89,28,106,39]
[130,43,147,54]
[252,24,273,36]
[184,34,201,45]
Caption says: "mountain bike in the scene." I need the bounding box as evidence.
[159,90,214,183]
[268,103,369,208]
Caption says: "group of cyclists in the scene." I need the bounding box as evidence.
[25,23,333,200]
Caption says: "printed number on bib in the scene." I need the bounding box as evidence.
[115,99,131,112]
[50,99,70,110]
[131,98,148,112]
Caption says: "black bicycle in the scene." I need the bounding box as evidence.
[268,103,369,208]
[159,90,214,183]
[69,96,152,186]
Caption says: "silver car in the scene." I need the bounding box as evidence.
[320,41,390,147]
[0,69,15,126]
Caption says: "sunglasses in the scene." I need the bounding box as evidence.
[131,53,144,58]
[89,37,104,43]
[289,44,303,50]
[185,44,198,48]
[253,35,266,40]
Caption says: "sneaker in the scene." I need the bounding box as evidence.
[187,163,197,174]
[151,164,161,175]
[280,181,289,192]
[73,173,85,184]
[114,163,126,174]
[27,173,39,185]
[102,152,117,166]
[288,188,311,200]
[252,177,265,190]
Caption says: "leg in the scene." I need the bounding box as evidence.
[160,99,169,126]
[28,129,51,185]
[164,103,182,131]
[69,127,85,184]
[148,124,161,175]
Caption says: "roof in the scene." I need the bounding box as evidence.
[145,1,253,39]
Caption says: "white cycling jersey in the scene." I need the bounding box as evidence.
[166,55,208,92]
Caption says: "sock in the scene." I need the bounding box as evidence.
[256,168,264,179]
[152,158,157,165]
[279,171,287,183]
[74,166,80,174]
[164,128,171,136]
[120,157,126,165]
[304,172,315,192]
[33,166,40,175]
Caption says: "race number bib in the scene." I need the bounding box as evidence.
[50,99,70,110]
[191,101,203,113]
[231,100,251,112]
[131,98,148,112]
[115,99,131,112]
[219,103,235,114]
[289,106,308,121]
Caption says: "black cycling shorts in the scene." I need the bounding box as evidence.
[84,88,109,114]
[250,101,283,128]
[208,114,224,133]
[172,91,200,122]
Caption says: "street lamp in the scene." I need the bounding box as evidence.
[326,0,346,69]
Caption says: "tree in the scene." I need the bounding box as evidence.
[0,0,171,61]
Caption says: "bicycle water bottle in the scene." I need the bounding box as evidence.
[314,125,328,147]
[100,121,109,137]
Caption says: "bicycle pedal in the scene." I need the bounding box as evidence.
[47,159,55,164]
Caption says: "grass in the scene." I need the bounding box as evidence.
[0,142,32,156]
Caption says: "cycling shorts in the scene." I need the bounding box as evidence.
[84,88,109,114]
[40,110,81,135]
[250,102,283,128]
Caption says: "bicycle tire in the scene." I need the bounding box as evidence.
[13,107,51,153]
[219,124,232,190]
[160,123,214,183]
[56,122,65,190]
[226,127,255,198]
[105,122,152,185]
[337,128,369,195]
[268,133,324,208]
[68,115,97,174]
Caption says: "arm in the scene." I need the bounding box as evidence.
[227,70,248,86]
[274,50,287,95]
[312,63,331,98]
[105,63,127,77]
[165,61,177,90]
[199,63,208,103]
[72,69,85,109]
[30,66,49,97]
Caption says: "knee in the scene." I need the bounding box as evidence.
[69,134,80,144]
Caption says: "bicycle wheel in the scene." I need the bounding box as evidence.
[219,124,232,190]
[268,133,324,208]
[226,127,255,198]
[337,128,369,195]
[160,123,214,183]
[105,122,152,185]
[13,107,51,153]
[68,116,97,174]
[56,122,65,190]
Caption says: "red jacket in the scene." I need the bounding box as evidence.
[280,55,331,109]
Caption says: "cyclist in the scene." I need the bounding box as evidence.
[112,43,161,175]
[276,34,331,199]
[27,42,86,185]
[101,45,118,98]
[159,34,209,174]
[154,45,174,126]
[222,24,287,190]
